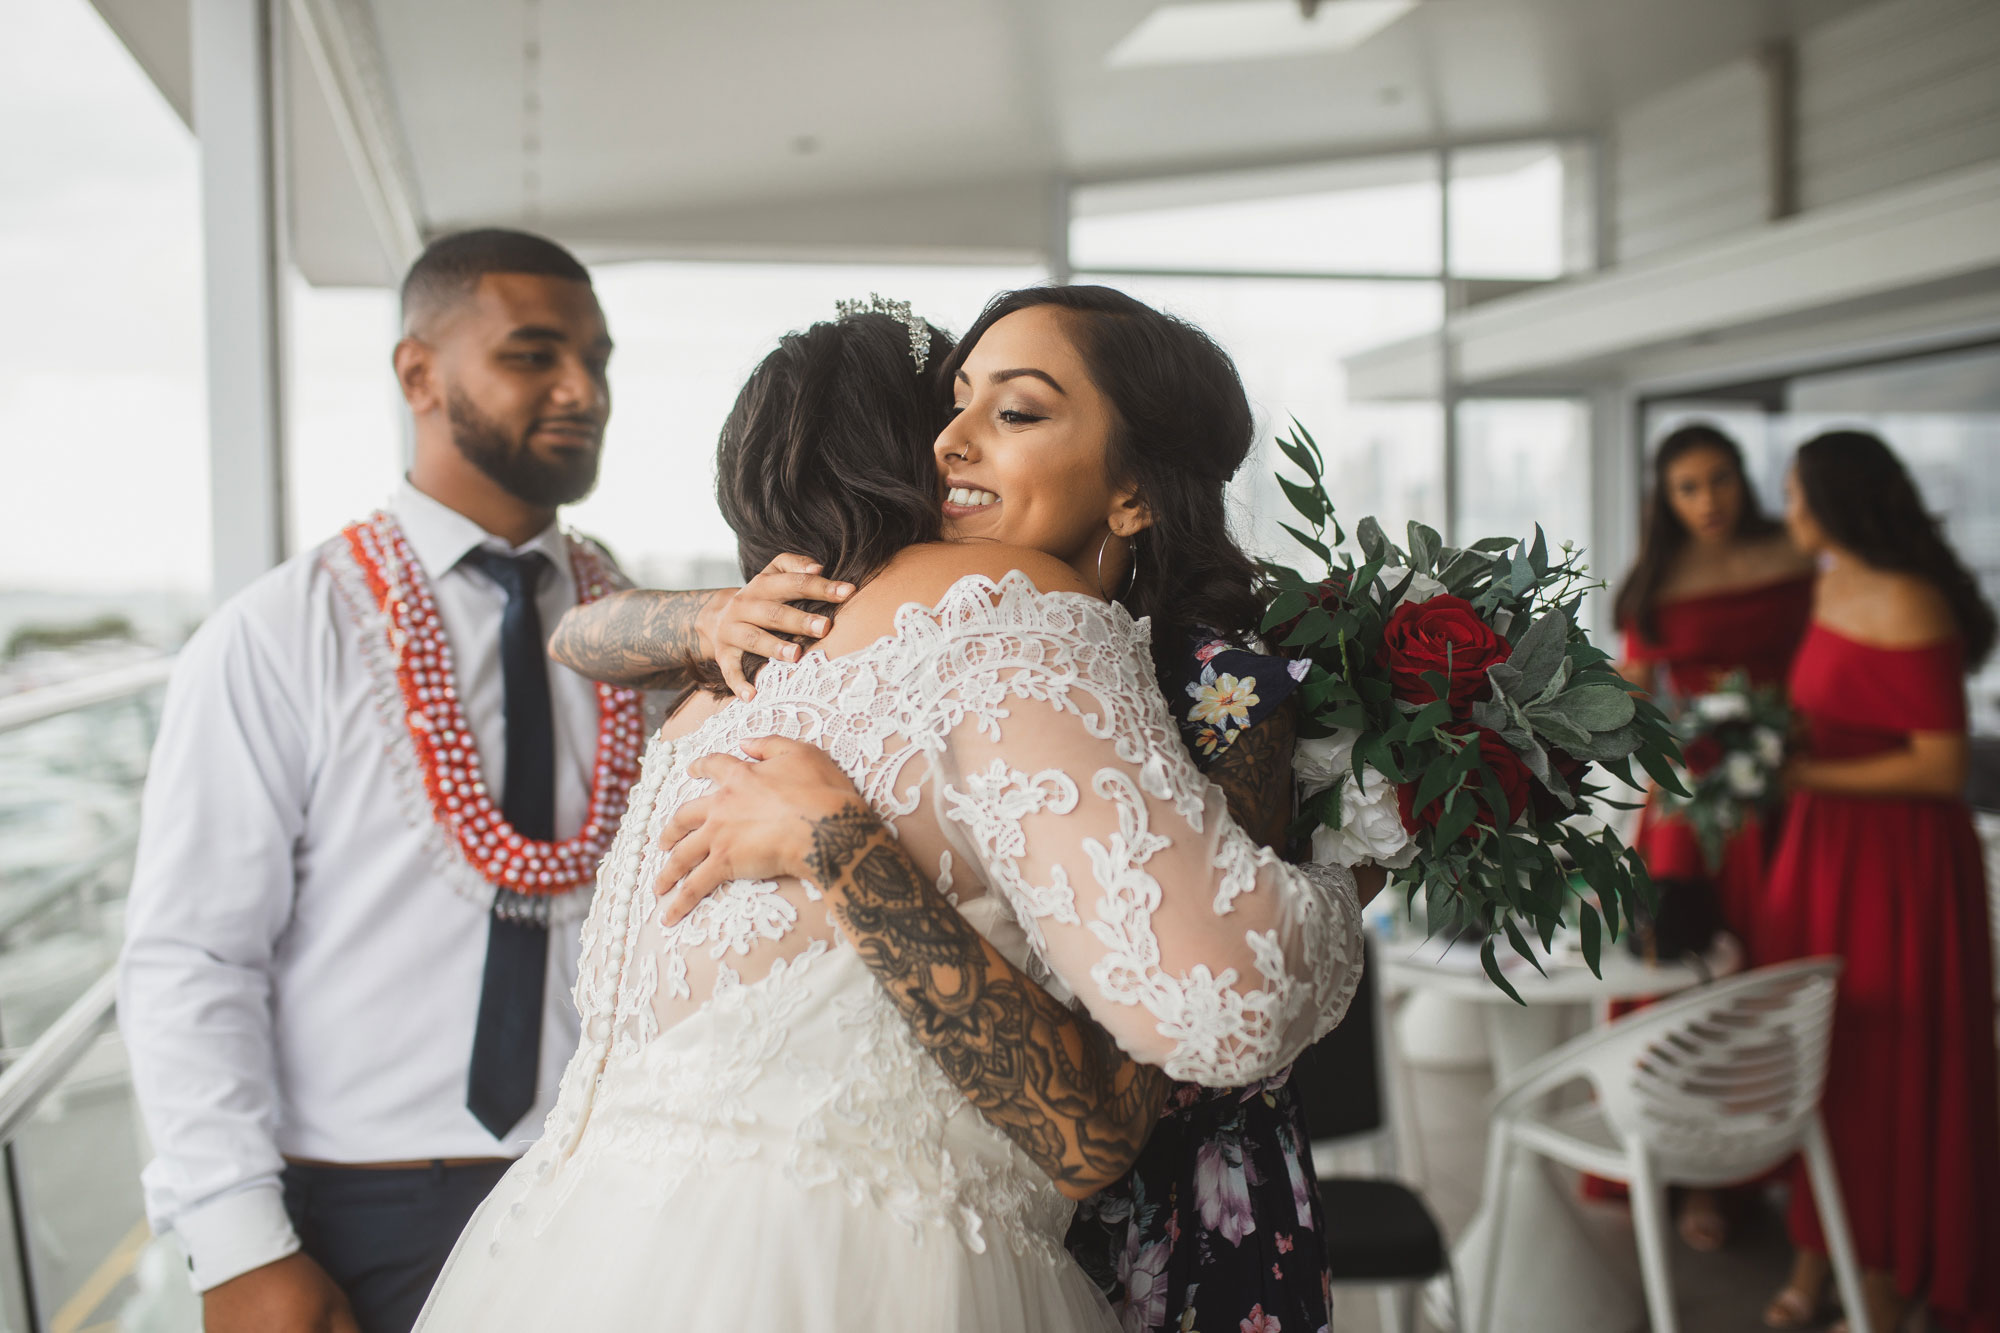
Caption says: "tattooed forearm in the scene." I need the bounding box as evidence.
[804,806,1167,1198]
[548,588,720,690]
[1208,695,1300,850]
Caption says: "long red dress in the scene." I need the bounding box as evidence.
[1623,575,1814,958]
[1758,625,2000,1332]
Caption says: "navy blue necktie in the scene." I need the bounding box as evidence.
[460,547,554,1140]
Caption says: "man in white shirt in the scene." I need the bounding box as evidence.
[119,229,633,1333]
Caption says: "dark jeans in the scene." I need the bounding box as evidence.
[281,1160,511,1333]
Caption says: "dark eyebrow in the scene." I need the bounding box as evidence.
[506,325,614,354]
[992,368,1067,395]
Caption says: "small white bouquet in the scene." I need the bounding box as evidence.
[1658,671,1790,869]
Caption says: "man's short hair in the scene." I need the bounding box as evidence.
[400,228,592,330]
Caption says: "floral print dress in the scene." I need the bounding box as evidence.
[1065,635,1332,1333]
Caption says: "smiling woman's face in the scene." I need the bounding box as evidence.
[933,306,1148,585]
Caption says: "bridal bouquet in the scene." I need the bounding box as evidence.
[1656,673,1789,871]
[1261,426,1684,1000]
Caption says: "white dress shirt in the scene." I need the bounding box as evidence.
[119,482,613,1291]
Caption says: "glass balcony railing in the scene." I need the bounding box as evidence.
[0,660,199,1333]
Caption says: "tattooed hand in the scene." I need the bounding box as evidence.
[803,806,1167,1198]
[652,736,1164,1195]
[548,587,723,692]
[548,554,854,698]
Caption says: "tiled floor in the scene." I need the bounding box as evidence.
[1323,1060,1815,1333]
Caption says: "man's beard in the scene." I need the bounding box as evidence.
[447,389,602,508]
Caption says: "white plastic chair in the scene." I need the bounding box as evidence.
[1472,957,1872,1333]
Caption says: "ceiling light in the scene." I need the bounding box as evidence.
[1107,0,1416,69]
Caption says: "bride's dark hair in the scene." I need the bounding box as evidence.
[708,311,950,690]
[717,311,950,588]
[940,285,1265,681]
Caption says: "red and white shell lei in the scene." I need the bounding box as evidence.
[331,511,645,923]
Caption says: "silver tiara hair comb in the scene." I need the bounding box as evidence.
[834,292,932,372]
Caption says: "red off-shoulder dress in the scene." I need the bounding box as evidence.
[1757,625,2000,1332]
[1622,575,1814,957]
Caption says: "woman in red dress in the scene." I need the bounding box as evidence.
[1612,424,1814,1247]
[1757,430,2000,1333]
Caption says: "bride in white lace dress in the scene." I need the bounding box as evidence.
[416,309,1361,1331]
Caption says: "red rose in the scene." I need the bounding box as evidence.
[1377,594,1511,711]
[1398,725,1533,838]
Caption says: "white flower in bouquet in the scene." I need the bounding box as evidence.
[1375,566,1447,606]
[1753,726,1786,768]
[1724,751,1767,798]
[1309,765,1416,869]
[1693,691,1752,722]
[1293,729,1358,797]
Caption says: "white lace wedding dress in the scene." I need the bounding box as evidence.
[415,573,1362,1331]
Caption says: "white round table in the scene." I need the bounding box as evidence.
[1379,930,1744,1333]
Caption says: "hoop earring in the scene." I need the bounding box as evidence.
[1095,530,1139,602]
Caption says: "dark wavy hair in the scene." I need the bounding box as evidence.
[1794,429,1995,668]
[1613,423,1783,642]
[710,311,951,686]
[939,285,1264,680]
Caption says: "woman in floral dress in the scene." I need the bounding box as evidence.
[1061,633,1334,1333]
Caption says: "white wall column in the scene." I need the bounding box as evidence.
[194,0,289,603]
[1586,385,1640,643]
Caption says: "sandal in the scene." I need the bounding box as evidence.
[1764,1284,1823,1329]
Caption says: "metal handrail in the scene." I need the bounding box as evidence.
[0,658,174,736]
[0,968,119,1147]
[0,836,138,938]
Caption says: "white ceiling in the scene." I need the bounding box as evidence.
[90,0,1877,285]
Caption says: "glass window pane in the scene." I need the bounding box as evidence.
[1455,398,1592,552]
[1447,143,1571,280]
[1072,156,1442,277]
[286,280,405,556]
[1784,345,2000,731]
[0,0,209,620]
[1074,274,1445,566]
[573,262,1042,588]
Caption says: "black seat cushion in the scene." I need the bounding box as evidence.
[1319,1177,1448,1281]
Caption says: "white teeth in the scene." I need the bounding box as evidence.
[948,487,999,507]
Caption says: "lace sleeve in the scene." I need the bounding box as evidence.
[896,574,1363,1086]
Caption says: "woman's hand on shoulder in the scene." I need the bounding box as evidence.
[707,554,855,699]
[653,736,877,922]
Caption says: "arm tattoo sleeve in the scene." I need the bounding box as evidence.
[804,806,1168,1195]
[1206,695,1300,850]
[547,589,717,691]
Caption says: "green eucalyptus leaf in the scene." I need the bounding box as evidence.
[1407,521,1442,575]
[1509,551,1536,596]
[1525,705,1594,752]
[1356,516,1391,566]
[1504,916,1547,977]
[1279,522,1332,564]
[1470,536,1516,553]
[1509,611,1569,698]
[1435,793,1478,846]
[1486,661,1526,701]
[1481,937,1525,1005]
[1528,524,1549,578]
[1579,902,1602,977]
[1278,475,1328,525]
[1550,683,1637,732]
[1263,588,1309,630]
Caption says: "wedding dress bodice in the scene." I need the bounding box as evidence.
[485,573,1362,1267]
